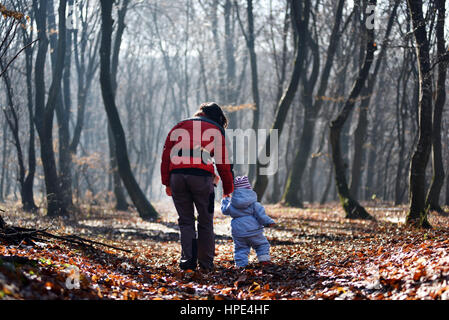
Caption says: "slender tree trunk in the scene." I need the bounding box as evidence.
[0,124,8,202]
[364,120,378,199]
[394,51,411,205]
[253,0,308,199]
[108,125,129,211]
[329,0,376,220]
[350,1,398,199]
[349,92,368,199]
[211,0,226,104]
[281,0,345,206]
[236,0,260,182]
[46,0,73,209]
[0,61,32,211]
[107,0,130,211]
[406,0,433,228]
[426,0,447,214]
[224,0,237,127]
[446,170,449,206]
[307,129,326,204]
[320,161,333,205]
[22,28,38,212]
[32,0,67,217]
[57,24,73,209]
[99,0,158,220]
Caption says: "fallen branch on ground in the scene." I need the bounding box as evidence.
[0,215,131,253]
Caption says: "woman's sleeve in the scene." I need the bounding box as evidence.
[215,133,234,195]
[161,129,174,186]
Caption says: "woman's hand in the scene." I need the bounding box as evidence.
[213,175,220,186]
[165,186,172,196]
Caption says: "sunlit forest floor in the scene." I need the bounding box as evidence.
[1,200,449,300]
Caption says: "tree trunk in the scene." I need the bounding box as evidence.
[329,0,376,220]
[349,93,368,199]
[237,0,260,182]
[22,26,38,212]
[99,0,158,220]
[211,0,226,104]
[425,0,447,214]
[107,0,130,211]
[32,0,67,217]
[320,161,333,205]
[0,60,38,211]
[108,125,129,211]
[350,1,398,199]
[281,0,345,206]
[0,124,8,202]
[394,50,412,205]
[446,170,449,206]
[253,0,308,199]
[57,25,74,209]
[224,0,237,123]
[406,0,433,228]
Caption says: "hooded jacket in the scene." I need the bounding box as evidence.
[221,188,274,238]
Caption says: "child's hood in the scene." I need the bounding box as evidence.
[231,188,258,208]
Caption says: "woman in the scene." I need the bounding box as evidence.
[161,102,234,271]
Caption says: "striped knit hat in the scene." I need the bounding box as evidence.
[234,176,252,189]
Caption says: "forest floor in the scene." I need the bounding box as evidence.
[1,200,449,300]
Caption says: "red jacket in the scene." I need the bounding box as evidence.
[161,117,234,195]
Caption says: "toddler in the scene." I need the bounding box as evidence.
[221,176,275,267]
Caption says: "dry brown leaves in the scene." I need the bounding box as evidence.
[1,201,449,300]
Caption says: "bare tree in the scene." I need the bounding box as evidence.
[405,0,434,228]
[32,0,68,217]
[99,0,158,220]
[329,0,376,220]
[282,0,345,207]
[426,0,447,215]
[253,0,309,199]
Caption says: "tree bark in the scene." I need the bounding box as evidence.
[22,25,38,212]
[224,0,237,126]
[0,124,8,202]
[425,0,447,214]
[107,0,131,211]
[57,23,74,209]
[32,0,67,217]
[350,1,399,199]
[108,125,129,211]
[446,170,449,206]
[394,65,408,205]
[253,0,308,199]
[211,0,226,104]
[329,0,376,220]
[235,0,260,182]
[1,62,28,210]
[406,0,434,228]
[99,0,158,220]
[282,0,344,206]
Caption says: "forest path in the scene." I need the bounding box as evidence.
[1,201,449,299]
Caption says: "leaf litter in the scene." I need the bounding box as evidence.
[1,201,449,300]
